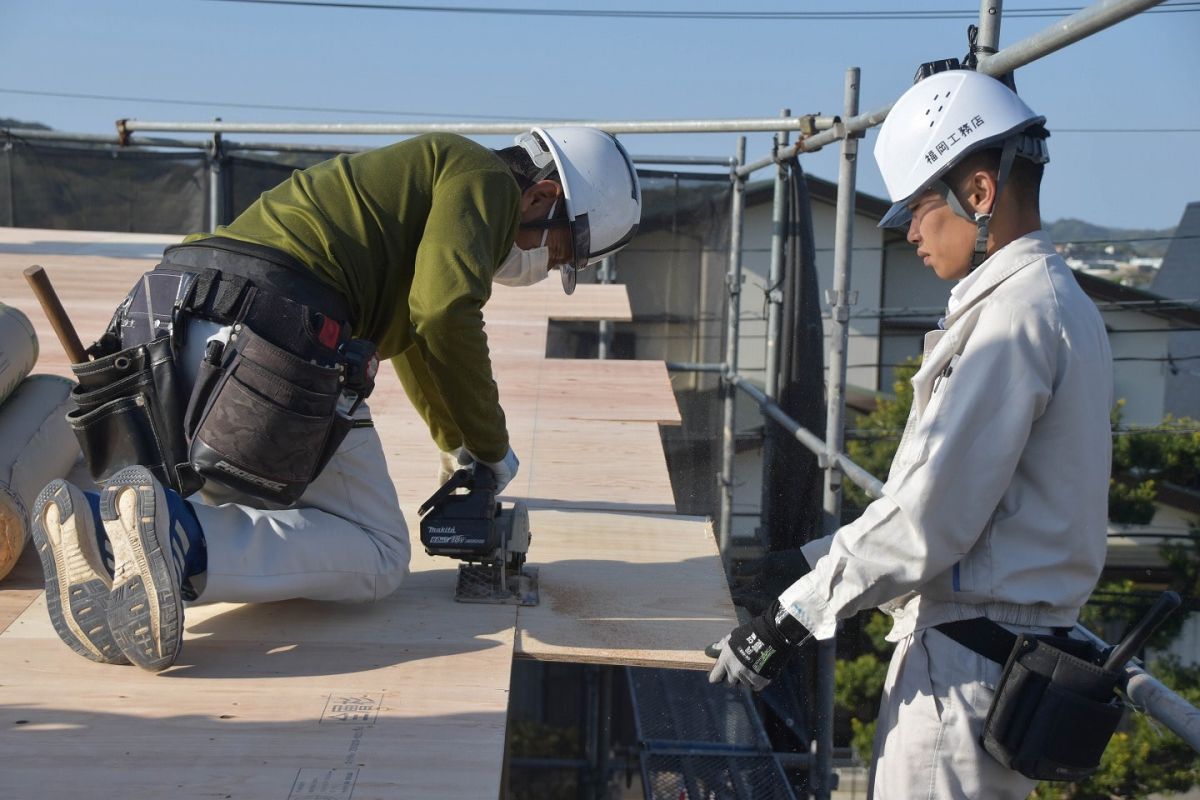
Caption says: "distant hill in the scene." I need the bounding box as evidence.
[1045,217,1176,259]
[0,117,52,131]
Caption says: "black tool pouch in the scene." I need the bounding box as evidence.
[67,336,202,496]
[982,633,1123,782]
[185,324,352,506]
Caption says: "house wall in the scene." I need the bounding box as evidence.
[1106,309,1170,427]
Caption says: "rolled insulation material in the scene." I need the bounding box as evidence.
[0,375,79,581]
[0,303,38,408]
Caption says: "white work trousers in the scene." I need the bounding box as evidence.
[179,318,410,605]
[866,627,1038,800]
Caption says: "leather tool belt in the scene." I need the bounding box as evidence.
[69,237,377,505]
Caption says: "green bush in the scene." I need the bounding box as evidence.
[1108,479,1157,525]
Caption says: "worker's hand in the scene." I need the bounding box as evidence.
[438,448,466,485]
[707,599,811,692]
[463,447,520,494]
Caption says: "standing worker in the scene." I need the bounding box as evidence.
[708,69,1113,799]
[30,127,641,672]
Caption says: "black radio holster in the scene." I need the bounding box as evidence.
[937,619,1124,782]
[68,240,377,506]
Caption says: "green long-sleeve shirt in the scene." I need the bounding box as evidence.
[186,133,521,462]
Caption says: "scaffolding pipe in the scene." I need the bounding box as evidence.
[982,0,1166,77]
[738,151,787,179]
[2,127,210,150]
[976,0,1005,64]
[598,257,614,360]
[764,111,791,401]
[797,0,1166,154]
[118,115,842,137]
[730,376,827,464]
[4,127,744,172]
[1125,668,1200,751]
[810,66,861,800]
[206,130,224,232]
[666,361,726,374]
[730,375,885,500]
[823,66,861,534]
[718,138,747,556]
[633,155,738,167]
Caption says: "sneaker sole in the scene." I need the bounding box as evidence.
[30,480,128,665]
[103,468,182,672]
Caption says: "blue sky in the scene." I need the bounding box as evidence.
[3,0,1198,230]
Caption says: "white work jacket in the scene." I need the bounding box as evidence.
[782,232,1113,642]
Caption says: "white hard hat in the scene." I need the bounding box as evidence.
[874,70,1048,229]
[515,126,642,293]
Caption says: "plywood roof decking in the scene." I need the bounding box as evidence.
[0,228,735,799]
[4,549,517,799]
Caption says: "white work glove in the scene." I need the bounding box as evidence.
[438,448,467,485]
[463,446,519,494]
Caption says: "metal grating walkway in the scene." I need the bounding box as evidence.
[626,667,797,800]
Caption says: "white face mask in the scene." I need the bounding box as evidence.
[494,243,550,287]
[494,200,557,287]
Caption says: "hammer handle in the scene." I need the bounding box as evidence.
[23,264,89,364]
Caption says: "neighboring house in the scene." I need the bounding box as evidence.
[1152,201,1200,420]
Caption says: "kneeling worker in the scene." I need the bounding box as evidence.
[32,127,642,672]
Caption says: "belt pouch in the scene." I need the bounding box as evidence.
[982,633,1124,782]
[186,325,344,505]
[67,336,199,495]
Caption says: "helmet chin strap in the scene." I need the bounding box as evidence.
[935,136,1021,273]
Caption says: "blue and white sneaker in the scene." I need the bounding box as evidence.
[30,479,127,665]
[102,465,205,672]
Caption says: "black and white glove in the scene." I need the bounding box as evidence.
[707,598,811,691]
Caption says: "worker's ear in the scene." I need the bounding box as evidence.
[520,180,562,221]
[965,168,999,217]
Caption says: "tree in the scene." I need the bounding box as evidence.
[843,359,919,512]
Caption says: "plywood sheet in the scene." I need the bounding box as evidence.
[2,544,517,800]
[0,639,512,800]
[515,510,729,669]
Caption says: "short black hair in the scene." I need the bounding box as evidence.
[947,144,1044,211]
[494,144,560,192]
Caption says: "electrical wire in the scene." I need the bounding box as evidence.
[0,87,540,121]
[205,0,1200,20]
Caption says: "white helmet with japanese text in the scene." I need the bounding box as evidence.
[874,69,1048,231]
[514,126,642,294]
